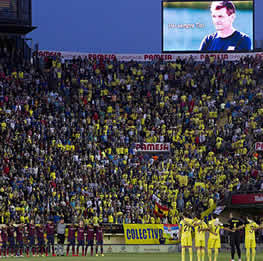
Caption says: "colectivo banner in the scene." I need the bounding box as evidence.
[37,50,263,62]
[123,224,179,244]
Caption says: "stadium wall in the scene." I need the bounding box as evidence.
[104,234,125,244]
[59,243,263,254]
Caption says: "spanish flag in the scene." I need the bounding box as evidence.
[154,202,169,217]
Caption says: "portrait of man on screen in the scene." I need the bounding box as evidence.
[200,1,252,51]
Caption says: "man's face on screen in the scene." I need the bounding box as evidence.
[211,7,235,32]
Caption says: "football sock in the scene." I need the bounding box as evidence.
[214,249,218,261]
[208,249,212,261]
[181,247,185,261]
[252,248,256,261]
[197,249,201,261]
[189,248,193,261]
[246,248,250,261]
[201,248,205,261]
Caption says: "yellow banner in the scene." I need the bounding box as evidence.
[123,224,164,244]
[201,203,216,219]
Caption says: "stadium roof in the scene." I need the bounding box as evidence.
[0,24,36,35]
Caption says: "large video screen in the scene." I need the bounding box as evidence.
[162,0,254,52]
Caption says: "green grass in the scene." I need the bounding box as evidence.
[14,252,263,261]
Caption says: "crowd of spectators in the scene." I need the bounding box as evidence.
[1,46,263,226]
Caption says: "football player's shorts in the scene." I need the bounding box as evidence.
[208,238,221,249]
[195,238,205,248]
[245,239,256,249]
[181,236,192,247]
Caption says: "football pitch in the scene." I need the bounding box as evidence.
[19,252,263,261]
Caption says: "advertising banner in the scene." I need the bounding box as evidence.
[37,50,263,62]
[231,194,263,204]
[134,143,170,153]
[103,244,179,253]
[123,224,164,245]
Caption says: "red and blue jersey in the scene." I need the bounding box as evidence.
[46,223,55,235]
[77,226,85,241]
[96,227,103,241]
[68,226,76,240]
[28,224,36,237]
[87,226,95,240]
[36,226,44,239]
[1,227,8,242]
[7,226,15,238]
[16,226,24,241]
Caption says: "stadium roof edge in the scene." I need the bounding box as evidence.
[0,24,37,35]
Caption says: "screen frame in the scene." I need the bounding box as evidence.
[0,0,18,22]
[0,0,32,26]
[161,0,255,53]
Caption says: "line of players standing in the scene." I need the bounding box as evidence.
[0,220,104,257]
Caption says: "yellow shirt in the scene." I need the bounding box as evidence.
[245,221,259,241]
[209,219,222,240]
[93,216,99,225]
[180,218,193,239]
[194,220,208,241]
[108,215,114,223]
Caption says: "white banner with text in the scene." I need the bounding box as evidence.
[37,50,263,62]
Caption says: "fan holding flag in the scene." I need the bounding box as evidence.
[154,202,169,218]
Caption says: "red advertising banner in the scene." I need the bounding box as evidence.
[231,194,263,205]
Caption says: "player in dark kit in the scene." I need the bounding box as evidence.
[66,223,76,256]
[15,224,25,257]
[27,220,36,257]
[200,1,251,51]
[77,221,85,256]
[46,220,56,256]
[95,224,104,256]
[7,222,16,257]
[0,225,8,258]
[226,213,243,261]
[85,224,95,256]
[36,224,45,257]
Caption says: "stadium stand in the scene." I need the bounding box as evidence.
[1,47,263,227]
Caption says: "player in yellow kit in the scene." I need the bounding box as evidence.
[179,213,194,261]
[193,213,208,261]
[243,217,262,261]
[208,215,232,261]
